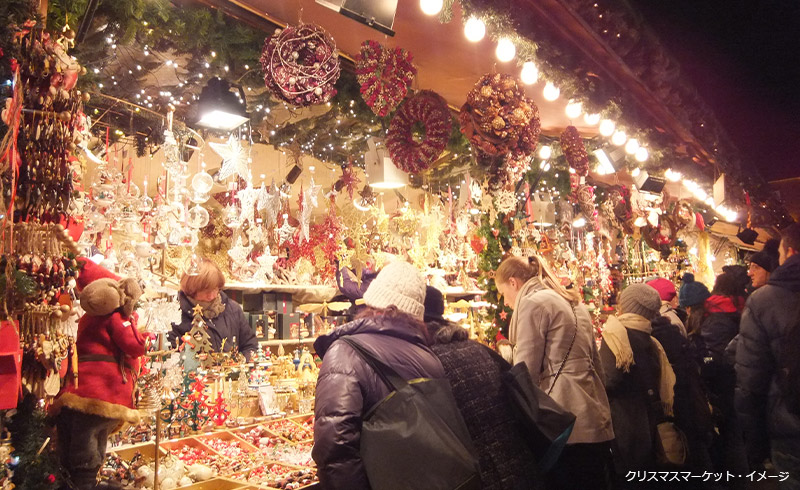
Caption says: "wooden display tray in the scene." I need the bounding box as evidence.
[195,430,260,453]
[236,462,317,490]
[107,441,168,463]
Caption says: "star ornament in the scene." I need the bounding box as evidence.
[258,181,282,226]
[256,253,279,279]
[209,135,251,184]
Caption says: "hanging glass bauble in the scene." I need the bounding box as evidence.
[121,182,141,200]
[167,185,187,205]
[189,190,210,204]
[187,205,210,229]
[137,195,154,213]
[191,171,214,194]
[223,204,241,228]
[93,184,116,207]
[87,210,107,229]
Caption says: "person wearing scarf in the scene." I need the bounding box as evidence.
[599,284,676,477]
[168,258,258,361]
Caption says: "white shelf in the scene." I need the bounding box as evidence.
[260,338,317,346]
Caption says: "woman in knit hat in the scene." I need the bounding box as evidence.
[312,261,445,490]
[495,255,614,490]
[599,284,677,476]
[747,238,780,289]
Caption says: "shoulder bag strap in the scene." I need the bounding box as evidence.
[340,337,409,393]
[548,306,579,396]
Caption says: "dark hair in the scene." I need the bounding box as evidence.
[427,319,469,345]
[686,303,707,337]
[781,223,800,254]
[356,305,432,344]
[712,270,746,298]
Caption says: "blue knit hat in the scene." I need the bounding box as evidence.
[678,273,711,308]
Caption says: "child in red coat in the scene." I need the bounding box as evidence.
[51,262,147,490]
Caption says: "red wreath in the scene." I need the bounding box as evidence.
[560,125,589,176]
[355,40,416,117]
[459,73,541,157]
[386,90,452,173]
[260,24,340,107]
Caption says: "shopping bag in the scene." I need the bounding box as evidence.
[342,337,481,490]
[654,420,688,466]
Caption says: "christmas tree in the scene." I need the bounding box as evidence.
[8,395,61,490]
[187,304,214,369]
[477,214,514,340]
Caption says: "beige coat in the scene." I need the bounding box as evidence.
[509,278,615,444]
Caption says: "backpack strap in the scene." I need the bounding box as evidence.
[340,337,409,393]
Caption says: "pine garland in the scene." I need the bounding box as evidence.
[476,214,513,339]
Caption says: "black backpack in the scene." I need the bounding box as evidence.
[777,296,800,415]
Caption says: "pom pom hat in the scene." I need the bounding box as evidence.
[678,273,711,308]
[363,261,426,320]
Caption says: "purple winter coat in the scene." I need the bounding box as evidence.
[312,315,445,490]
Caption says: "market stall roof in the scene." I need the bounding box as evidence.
[195,0,596,135]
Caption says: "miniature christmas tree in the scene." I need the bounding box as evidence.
[209,392,230,427]
[187,304,215,369]
[255,344,269,364]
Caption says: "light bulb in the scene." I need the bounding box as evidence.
[665,169,682,182]
[565,100,583,119]
[625,138,640,155]
[543,82,560,101]
[631,167,641,178]
[572,217,587,228]
[538,145,552,160]
[635,147,648,162]
[520,62,538,85]
[598,119,615,136]
[464,17,485,42]
[496,38,516,62]
[611,130,627,146]
[584,113,601,125]
[420,0,443,15]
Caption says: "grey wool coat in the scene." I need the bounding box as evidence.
[509,278,615,444]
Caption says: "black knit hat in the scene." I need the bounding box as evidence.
[423,286,446,324]
[748,238,781,273]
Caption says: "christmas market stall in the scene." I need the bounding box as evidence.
[0,0,792,489]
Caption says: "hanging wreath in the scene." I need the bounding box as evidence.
[560,125,589,176]
[260,23,341,107]
[459,73,541,157]
[386,90,452,173]
[355,40,416,117]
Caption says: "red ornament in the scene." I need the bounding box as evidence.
[386,90,452,173]
[560,126,589,177]
[470,234,487,254]
[499,310,508,320]
[260,23,340,107]
[355,40,416,117]
[46,474,56,484]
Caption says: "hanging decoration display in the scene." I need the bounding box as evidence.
[672,199,695,230]
[4,22,84,221]
[560,125,590,177]
[260,23,341,107]
[459,73,541,158]
[385,90,452,173]
[355,40,417,117]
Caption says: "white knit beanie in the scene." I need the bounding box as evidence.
[363,261,426,320]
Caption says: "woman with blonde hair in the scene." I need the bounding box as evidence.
[168,258,258,360]
[495,255,614,490]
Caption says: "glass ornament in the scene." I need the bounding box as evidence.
[189,190,211,204]
[137,195,154,213]
[187,205,210,229]
[223,205,241,228]
[93,184,116,207]
[191,171,214,194]
[167,185,187,205]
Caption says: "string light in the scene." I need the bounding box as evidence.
[634,147,648,162]
[464,17,486,42]
[584,113,600,125]
[565,100,582,119]
[624,138,640,155]
[543,82,560,101]
[538,145,552,159]
[495,38,516,62]
[611,130,627,146]
[520,61,538,85]
[420,0,443,15]
[598,119,615,136]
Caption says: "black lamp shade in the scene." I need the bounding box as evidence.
[737,227,758,245]
[196,77,249,131]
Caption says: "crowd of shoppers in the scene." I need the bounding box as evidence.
[312,223,800,490]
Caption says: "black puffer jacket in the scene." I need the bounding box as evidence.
[735,254,800,463]
[168,291,258,360]
[312,315,444,490]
